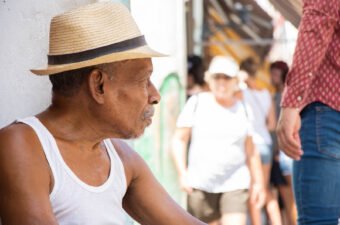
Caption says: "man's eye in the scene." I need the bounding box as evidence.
[139,79,149,88]
[143,79,151,88]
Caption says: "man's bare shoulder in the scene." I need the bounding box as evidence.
[0,122,51,188]
[110,139,138,161]
[109,139,146,185]
[0,123,57,224]
[0,122,42,157]
[109,139,207,225]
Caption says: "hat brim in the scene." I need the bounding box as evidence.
[31,45,166,75]
[204,71,237,81]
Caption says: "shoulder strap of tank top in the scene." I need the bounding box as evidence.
[103,139,127,195]
[15,116,60,199]
[16,117,57,173]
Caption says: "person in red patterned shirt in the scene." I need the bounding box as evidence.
[276,0,340,224]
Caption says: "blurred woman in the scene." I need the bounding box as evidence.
[172,56,265,225]
[187,55,209,98]
[270,61,297,225]
[240,58,281,225]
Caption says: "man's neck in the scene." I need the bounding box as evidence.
[37,99,105,151]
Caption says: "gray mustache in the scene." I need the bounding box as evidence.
[143,107,154,119]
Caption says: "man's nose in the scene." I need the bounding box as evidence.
[149,82,161,105]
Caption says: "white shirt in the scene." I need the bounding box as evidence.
[243,88,272,145]
[4,117,129,225]
[176,92,253,193]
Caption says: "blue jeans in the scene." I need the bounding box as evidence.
[294,102,340,225]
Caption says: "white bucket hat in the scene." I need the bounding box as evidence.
[31,2,165,75]
[205,56,240,80]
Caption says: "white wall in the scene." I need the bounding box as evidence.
[130,0,187,88]
[0,0,130,128]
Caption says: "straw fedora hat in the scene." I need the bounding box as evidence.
[31,2,165,75]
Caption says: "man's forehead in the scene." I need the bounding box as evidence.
[106,58,153,80]
[110,58,152,69]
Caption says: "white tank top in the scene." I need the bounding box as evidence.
[15,117,128,225]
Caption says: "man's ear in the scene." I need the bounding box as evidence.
[88,69,106,104]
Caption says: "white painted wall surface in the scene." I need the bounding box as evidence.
[131,0,187,88]
[0,0,130,128]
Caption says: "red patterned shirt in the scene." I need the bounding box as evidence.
[281,0,340,111]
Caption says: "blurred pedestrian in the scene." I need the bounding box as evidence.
[172,56,265,225]
[240,58,282,225]
[270,61,297,225]
[277,1,340,224]
[187,55,209,98]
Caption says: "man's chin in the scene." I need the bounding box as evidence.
[127,127,148,139]
[145,118,152,126]
[121,120,153,139]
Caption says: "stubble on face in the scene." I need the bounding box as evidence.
[105,59,156,139]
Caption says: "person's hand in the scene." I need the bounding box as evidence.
[249,183,265,209]
[276,107,303,160]
[179,173,193,194]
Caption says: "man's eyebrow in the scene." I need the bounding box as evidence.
[145,69,153,74]
[139,69,153,76]
[133,69,153,81]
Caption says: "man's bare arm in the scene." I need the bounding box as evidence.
[0,124,58,225]
[113,140,206,225]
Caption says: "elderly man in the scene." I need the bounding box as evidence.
[0,2,206,225]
